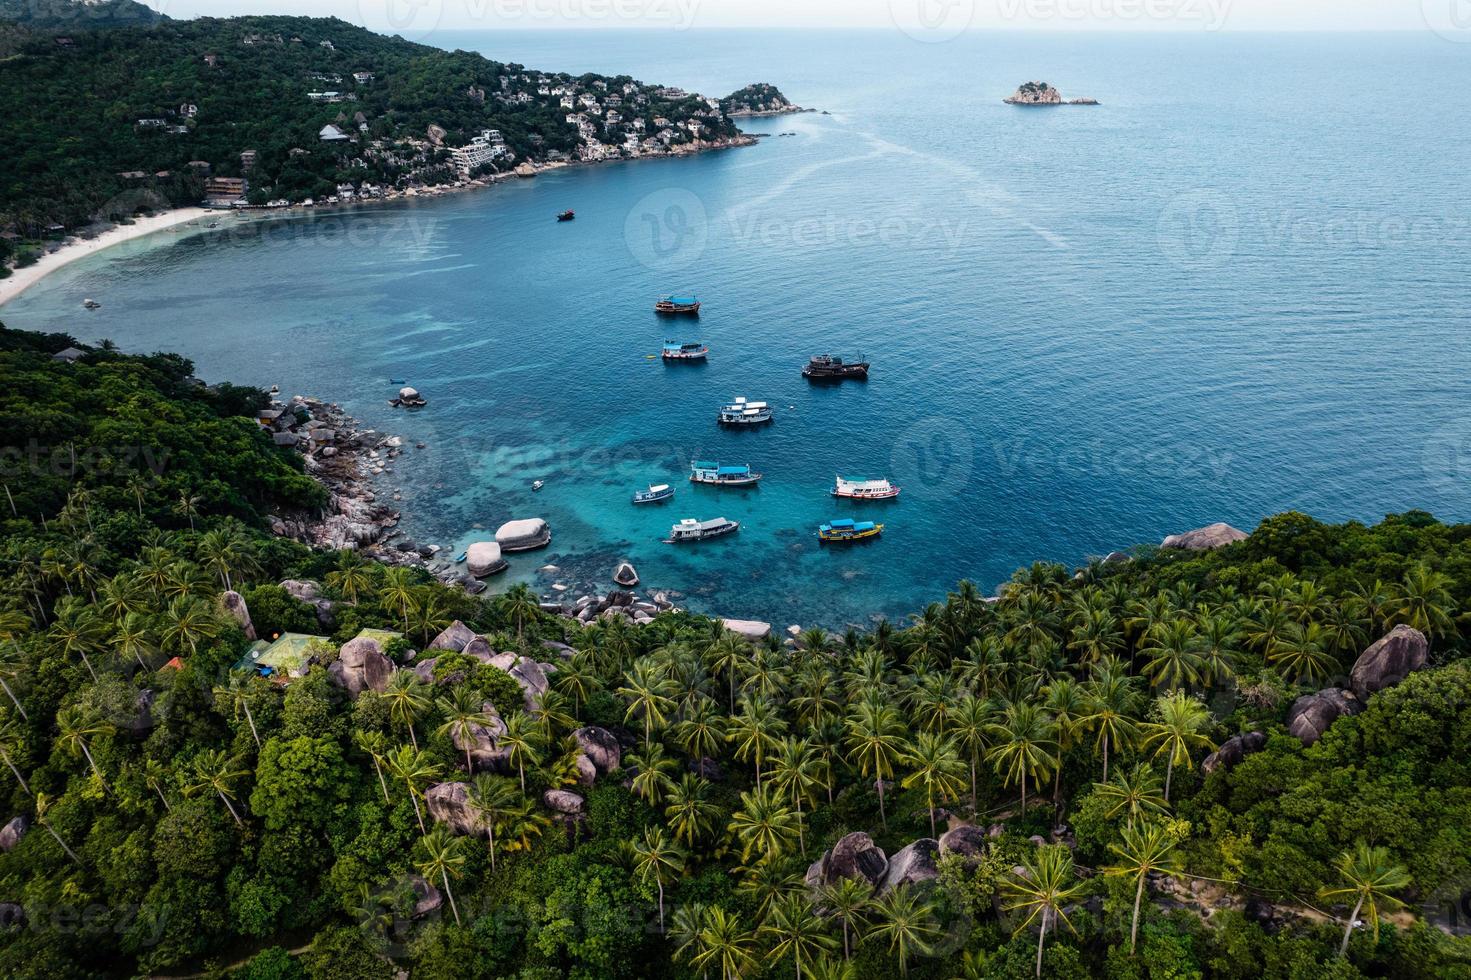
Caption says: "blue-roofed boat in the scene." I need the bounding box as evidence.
[662,340,709,361]
[690,461,762,487]
[818,518,884,543]
[633,483,675,504]
[655,296,701,315]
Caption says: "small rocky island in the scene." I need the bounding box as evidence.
[1003,81,1099,106]
[721,82,809,117]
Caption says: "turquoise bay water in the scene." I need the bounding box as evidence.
[6,31,1471,628]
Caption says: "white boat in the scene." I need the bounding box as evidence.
[717,396,773,425]
[832,475,900,500]
[690,461,762,486]
[532,480,544,491]
[665,517,740,543]
[633,483,675,504]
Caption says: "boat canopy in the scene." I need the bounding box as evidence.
[837,476,892,490]
[854,522,876,532]
[828,519,856,529]
[692,460,718,470]
[665,295,698,304]
[649,484,670,493]
[716,465,749,476]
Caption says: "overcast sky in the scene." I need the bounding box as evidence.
[144,0,1444,33]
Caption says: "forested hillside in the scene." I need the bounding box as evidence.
[1,323,1470,978]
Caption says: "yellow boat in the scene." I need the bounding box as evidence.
[818,519,883,543]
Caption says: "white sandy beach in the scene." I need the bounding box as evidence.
[0,207,213,307]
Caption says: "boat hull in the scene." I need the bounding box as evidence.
[818,527,884,543]
[717,414,773,425]
[803,365,869,380]
[832,488,900,500]
[691,475,762,486]
[655,303,701,315]
[666,521,740,543]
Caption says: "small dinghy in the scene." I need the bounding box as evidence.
[633,484,675,504]
[532,480,545,492]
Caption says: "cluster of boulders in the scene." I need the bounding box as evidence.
[565,590,677,627]
[1160,522,1249,551]
[1204,624,1431,771]
[803,825,998,897]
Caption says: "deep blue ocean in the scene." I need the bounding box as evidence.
[6,30,1471,629]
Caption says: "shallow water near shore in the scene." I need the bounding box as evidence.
[6,30,1471,628]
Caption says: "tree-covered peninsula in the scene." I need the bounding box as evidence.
[1,322,1470,977]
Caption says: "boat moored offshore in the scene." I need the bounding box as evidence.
[717,397,773,425]
[690,461,762,486]
[655,296,701,315]
[557,210,575,222]
[818,518,884,543]
[832,475,901,500]
[802,354,869,380]
[662,340,709,361]
[665,517,740,543]
[633,483,675,504]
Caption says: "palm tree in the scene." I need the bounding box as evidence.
[0,719,34,796]
[355,730,392,803]
[819,877,872,961]
[382,670,431,750]
[1002,845,1084,980]
[33,792,80,864]
[415,826,467,926]
[1319,843,1412,958]
[197,526,257,591]
[49,602,106,681]
[325,550,374,603]
[186,749,249,826]
[1142,691,1215,803]
[672,901,712,974]
[628,742,680,805]
[761,892,836,980]
[737,861,796,921]
[728,783,799,866]
[865,885,942,978]
[632,826,687,931]
[530,687,576,744]
[901,731,968,838]
[56,706,113,791]
[1044,678,1087,808]
[665,773,721,848]
[215,670,263,748]
[1269,622,1340,686]
[771,736,825,855]
[675,697,728,762]
[553,653,601,715]
[987,700,1057,817]
[113,612,155,672]
[692,906,759,980]
[498,712,542,794]
[619,659,677,750]
[385,744,442,834]
[948,695,992,815]
[436,687,497,773]
[704,630,750,711]
[1388,564,1456,640]
[727,694,786,788]
[1102,821,1184,954]
[843,700,906,828]
[174,488,203,531]
[1194,613,1241,686]
[1082,672,1140,783]
[1092,763,1169,829]
[1140,620,1205,691]
[160,595,220,656]
[499,583,542,641]
[0,641,28,720]
[379,567,418,634]
[468,773,519,873]
[143,757,172,812]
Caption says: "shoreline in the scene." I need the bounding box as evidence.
[0,207,213,306]
[0,134,759,311]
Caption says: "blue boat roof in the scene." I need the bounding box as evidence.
[693,460,717,469]
[665,296,698,304]
[717,465,749,475]
[854,521,876,532]
[828,519,856,528]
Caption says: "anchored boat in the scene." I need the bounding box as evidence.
[717,397,773,425]
[818,518,884,543]
[803,354,869,380]
[655,296,701,315]
[633,483,675,504]
[666,517,740,543]
[832,475,901,500]
[557,210,575,222]
[662,340,709,361]
[690,461,762,487]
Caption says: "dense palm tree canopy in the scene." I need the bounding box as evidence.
[1,326,1471,977]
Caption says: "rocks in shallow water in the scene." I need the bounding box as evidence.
[1286,688,1362,746]
[1202,730,1269,774]
[720,618,772,641]
[428,621,476,652]
[573,726,621,777]
[806,832,888,891]
[613,562,639,587]
[495,518,552,552]
[465,541,508,578]
[938,824,990,865]
[0,816,27,851]
[220,590,256,640]
[542,789,585,815]
[1351,625,1429,700]
[328,637,394,698]
[1161,523,1248,550]
[881,839,941,893]
[425,782,481,836]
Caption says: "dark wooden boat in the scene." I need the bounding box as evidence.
[803,354,869,380]
[655,296,701,315]
[557,210,575,222]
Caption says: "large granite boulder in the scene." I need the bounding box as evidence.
[573,726,621,777]
[220,590,256,641]
[466,541,508,578]
[613,562,639,587]
[118,689,156,734]
[462,637,495,662]
[806,832,888,891]
[1286,688,1363,746]
[1161,523,1248,550]
[1202,731,1269,774]
[509,657,550,708]
[495,518,552,552]
[0,816,27,851]
[425,782,482,836]
[450,703,509,772]
[720,618,771,641]
[1351,625,1429,700]
[279,579,322,603]
[938,824,990,865]
[881,839,941,893]
[428,621,476,653]
[542,789,585,815]
[328,637,394,698]
[409,874,443,918]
